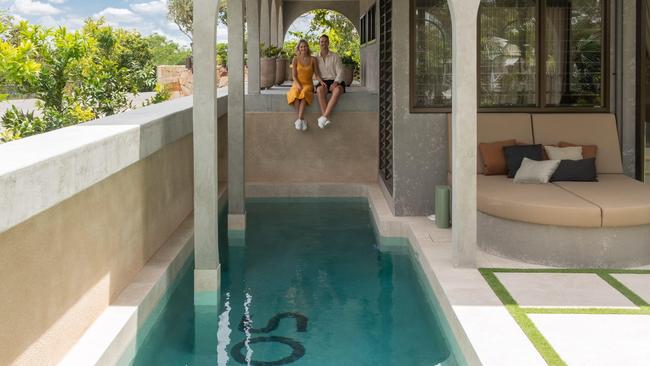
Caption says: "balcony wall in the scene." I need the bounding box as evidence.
[0,96,228,365]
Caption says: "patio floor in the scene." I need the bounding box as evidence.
[364,185,650,366]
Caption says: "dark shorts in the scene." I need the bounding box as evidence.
[316,80,346,94]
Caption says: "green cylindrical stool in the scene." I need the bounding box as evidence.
[435,185,450,228]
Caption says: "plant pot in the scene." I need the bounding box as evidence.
[260,57,276,89]
[275,58,287,85]
[286,62,293,81]
[342,65,354,86]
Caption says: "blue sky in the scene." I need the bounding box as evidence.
[1,0,313,46]
[0,0,226,46]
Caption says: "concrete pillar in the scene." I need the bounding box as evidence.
[270,0,278,46]
[260,0,270,47]
[192,0,221,304]
[448,0,480,267]
[246,0,260,94]
[277,0,284,46]
[228,0,246,229]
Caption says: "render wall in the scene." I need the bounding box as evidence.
[245,111,378,183]
[0,99,228,365]
[391,2,449,216]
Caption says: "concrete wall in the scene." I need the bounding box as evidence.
[282,1,360,41]
[619,0,637,177]
[390,2,449,216]
[0,97,228,365]
[245,111,378,183]
[360,0,379,92]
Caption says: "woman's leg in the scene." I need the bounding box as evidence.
[293,101,300,119]
[298,99,306,119]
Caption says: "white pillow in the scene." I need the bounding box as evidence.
[513,158,561,184]
[544,145,582,161]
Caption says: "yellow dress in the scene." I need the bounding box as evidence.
[287,57,314,105]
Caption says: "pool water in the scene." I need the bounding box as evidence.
[132,199,460,366]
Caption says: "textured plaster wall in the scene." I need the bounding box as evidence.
[359,0,379,92]
[245,112,378,183]
[391,2,449,216]
[0,135,194,365]
[620,0,637,177]
[282,1,360,41]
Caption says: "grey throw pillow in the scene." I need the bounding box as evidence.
[513,158,561,184]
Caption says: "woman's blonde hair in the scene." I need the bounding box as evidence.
[295,39,311,56]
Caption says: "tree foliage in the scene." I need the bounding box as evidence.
[167,0,228,43]
[145,33,191,65]
[283,10,360,70]
[0,17,174,143]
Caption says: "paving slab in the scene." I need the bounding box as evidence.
[496,273,636,308]
[530,314,650,366]
[612,274,650,303]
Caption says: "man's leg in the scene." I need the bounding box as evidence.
[323,85,343,118]
[316,85,328,116]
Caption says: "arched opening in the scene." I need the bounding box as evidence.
[282,10,361,84]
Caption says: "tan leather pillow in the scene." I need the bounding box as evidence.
[479,139,516,175]
[558,141,598,159]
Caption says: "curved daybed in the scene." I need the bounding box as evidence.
[453,113,650,267]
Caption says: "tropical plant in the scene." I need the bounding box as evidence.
[217,42,228,67]
[145,33,191,65]
[261,44,282,58]
[143,83,172,106]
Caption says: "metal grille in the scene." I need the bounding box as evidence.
[379,0,393,195]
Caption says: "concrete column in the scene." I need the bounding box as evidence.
[260,0,270,47]
[448,0,480,268]
[277,0,284,45]
[270,0,278,46]
[193,0,221,304]
[246,0,261,94]
[228,0,246,229]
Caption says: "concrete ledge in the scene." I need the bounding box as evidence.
[245,91,378,112]
[479,212,650,268]
[59,214,195,366]
[0,94,228,234]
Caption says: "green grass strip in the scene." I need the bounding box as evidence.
[479,269,567,366]
[597,272,650,307]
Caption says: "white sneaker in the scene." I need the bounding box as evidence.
[294,119,302,130]
[317,116,331,129]
[300,119,308,131]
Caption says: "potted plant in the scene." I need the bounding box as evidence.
[275,50,289,85]
[341,55,358,87]
[260,44,280,89]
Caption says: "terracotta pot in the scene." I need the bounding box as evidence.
[260,57,276,89]
[286,62,293,81]
[342,65,354,86]
[275,58,287,85]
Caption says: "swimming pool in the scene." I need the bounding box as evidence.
[131,198,462,365]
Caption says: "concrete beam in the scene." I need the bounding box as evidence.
[228,0,246,217]
[270,0,278,46]
[260,0,270,47]
[278,0,284,44]
[246,0,261,94]
[448,0,480,268]
[193,0,221,303]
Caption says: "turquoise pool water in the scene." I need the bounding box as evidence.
[132,199,460,365]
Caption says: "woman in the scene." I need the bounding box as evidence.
[287,39,326,131]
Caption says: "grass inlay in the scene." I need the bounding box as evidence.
[479,268,650,366]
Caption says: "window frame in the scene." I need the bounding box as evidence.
[408,0,610,113]
[361,13,367,45]
[409,0,454,113]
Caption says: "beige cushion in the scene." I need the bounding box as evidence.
[448,113,533,174]
[478,175,602,227]
[513,158,561,184]
[544,145,582,161]
[532,114,623,173]
[555,174,650,227]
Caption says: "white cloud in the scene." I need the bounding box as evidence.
[13,0,62,16]
[94,7,142,24]
[48,0,65,4]
[130,0,167,16]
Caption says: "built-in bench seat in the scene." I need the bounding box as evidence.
[449,113,650,267]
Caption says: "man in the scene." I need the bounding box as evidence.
[315,34,345,129]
